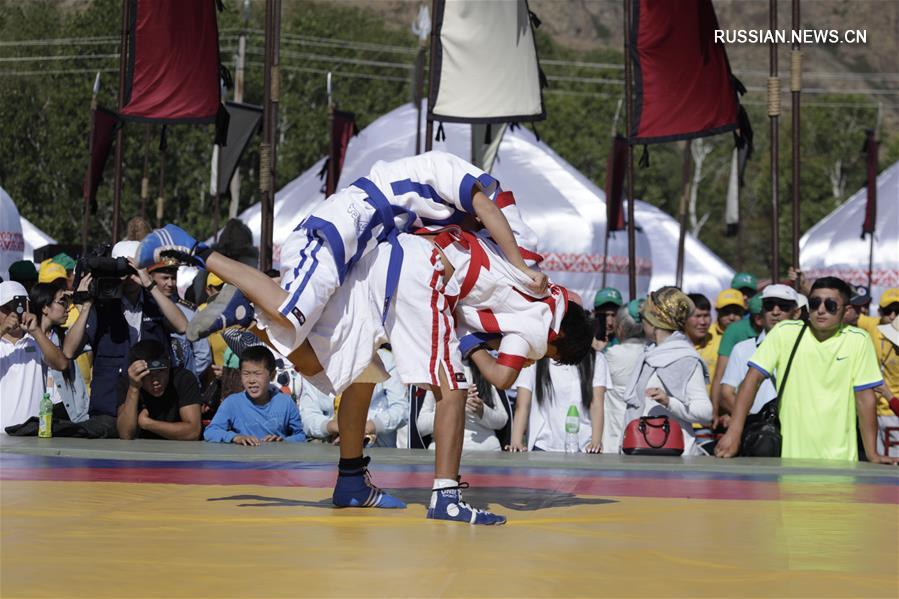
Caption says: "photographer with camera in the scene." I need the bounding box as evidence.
[0,281,70,432]
[63,241,187,427]
[117,339,201,440]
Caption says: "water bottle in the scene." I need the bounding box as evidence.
[38,392,53,438]
[564,404,580,453]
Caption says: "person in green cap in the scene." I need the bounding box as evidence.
[593,287,624,347]
[711,293,763,426]
[51,253,77,290]
[731,272,758,302]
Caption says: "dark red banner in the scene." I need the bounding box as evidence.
[862,129,878,237]
[629,0,739,144]
[605,135,627,232]
[83,107,120,213]
[326,110,357,196]
[120,0,221,123]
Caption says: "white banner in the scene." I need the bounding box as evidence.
[430,0,544,123]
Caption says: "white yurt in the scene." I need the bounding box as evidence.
[236,103,734,301]
[800,160,899,303]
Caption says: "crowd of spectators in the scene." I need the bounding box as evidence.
[2,222,897,464]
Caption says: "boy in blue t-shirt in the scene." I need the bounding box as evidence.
[204,346,305,445]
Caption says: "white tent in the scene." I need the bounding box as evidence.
[237,103,734,302]
[21,215,57,262]
[800,160,899,303]
[1,186,57,279]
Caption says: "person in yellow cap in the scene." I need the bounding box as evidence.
[853,288,899,453]
[39,259,80,329]
[702,289,746,421]
[684,293,719,392]
[39,259,92,389]
[199,271,229,367]
[38,260,69,288]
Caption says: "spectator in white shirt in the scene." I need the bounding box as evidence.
[508,350,611,453]
[720,284,799,422]
[0,281,69,432]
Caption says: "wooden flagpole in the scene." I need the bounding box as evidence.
[82,72,100,254]
[111,0,129,243]
[424,0,439,152]
[675,140,693,288]
[259,0,281,271]
[624,0,636,300]
[768,0,781,283]
[791,0,801,273]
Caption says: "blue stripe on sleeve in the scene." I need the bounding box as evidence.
[854,380,884,392]
[459,174,478,214]
[747,361,772,379]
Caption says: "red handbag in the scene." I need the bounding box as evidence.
[622,416,685,456]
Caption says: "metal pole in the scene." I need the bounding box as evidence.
[768,0,780,283]
[791,0,801,272]
[229,0,249,218]
[424,0,439,152]
[111,0,129,243]
[675,140,693,289]
[624,0,636,300]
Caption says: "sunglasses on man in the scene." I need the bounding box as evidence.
[882,303,899,317]
[808,296,842,314]
[762,298,796,313]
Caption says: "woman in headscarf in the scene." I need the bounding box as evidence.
[622,287,712,455]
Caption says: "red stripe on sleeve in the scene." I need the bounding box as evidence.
[497,353,526,370]
[519,247,544,263]
[495,191,516,209]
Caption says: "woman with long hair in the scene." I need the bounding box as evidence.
[507,349,610,453]
[622,287,712,455]
[28,283,89,422]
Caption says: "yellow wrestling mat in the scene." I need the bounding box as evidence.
[1,440,897,598]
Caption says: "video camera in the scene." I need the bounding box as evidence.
[72,245,136,303]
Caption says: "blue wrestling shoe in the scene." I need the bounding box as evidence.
[427,482,506,525]
[137,224,210,269]
[332,457,406,509]
[186,284,255,341]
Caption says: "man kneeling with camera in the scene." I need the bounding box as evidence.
[116,339,202,440]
